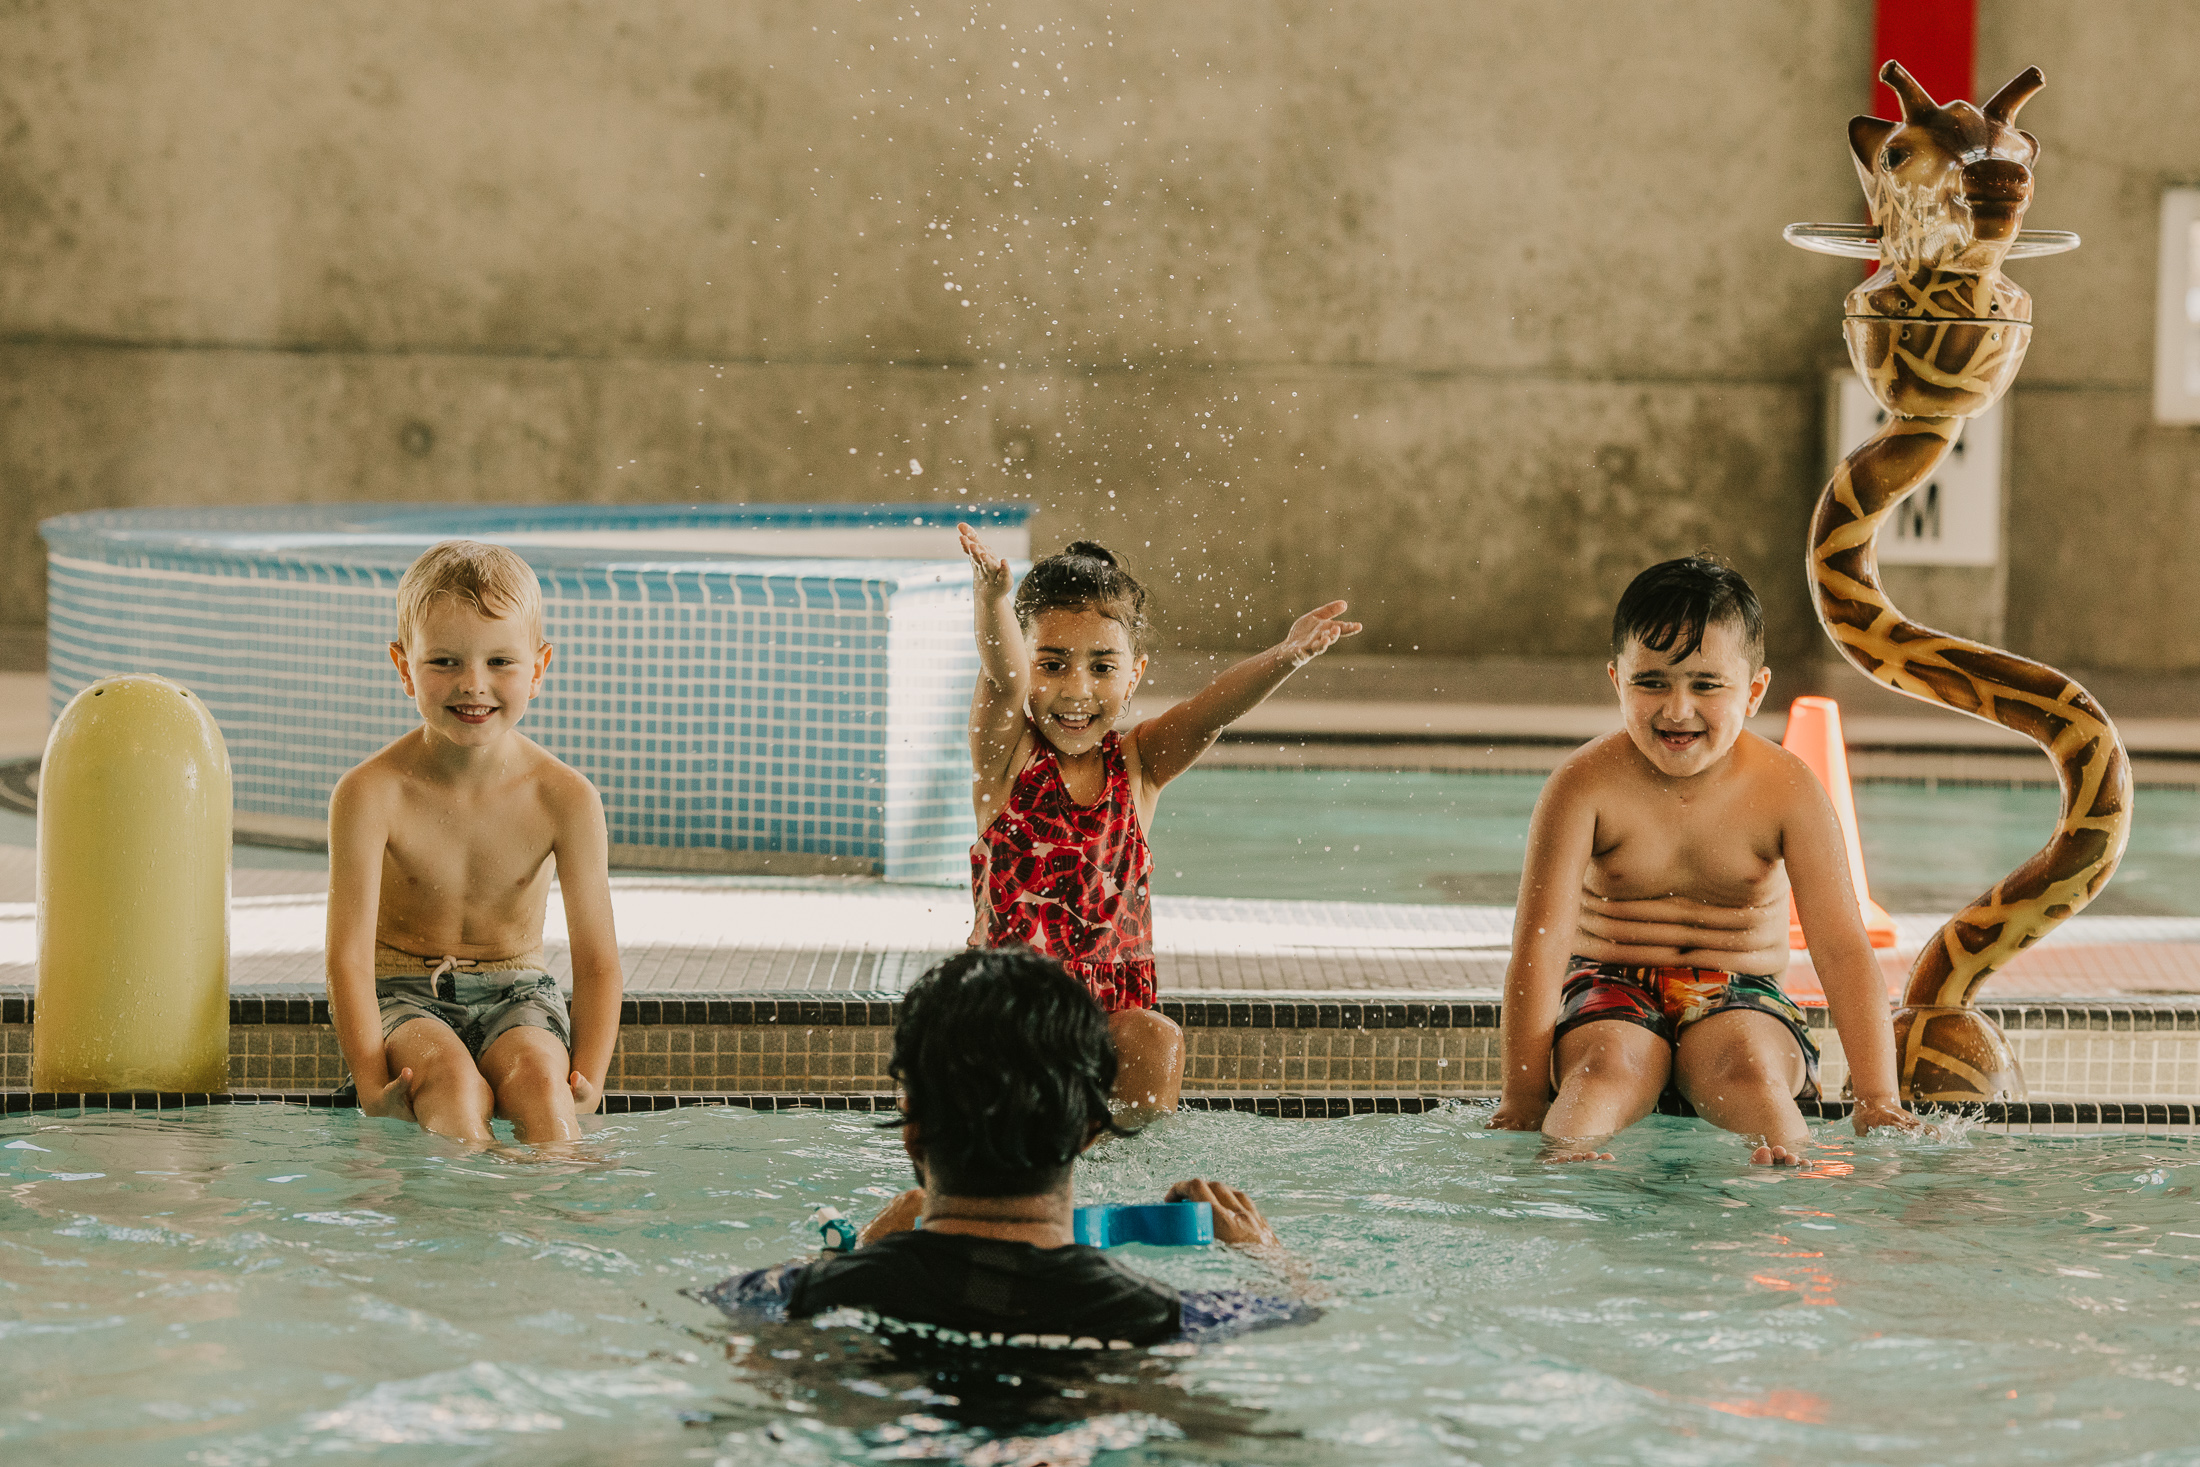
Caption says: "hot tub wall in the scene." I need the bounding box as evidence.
[40,505,1020,883]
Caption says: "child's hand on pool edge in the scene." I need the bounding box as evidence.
[1851,1094,1923,1135]
[858,1188,927,1247]
[1166,1178,1277,1249]
[360,1068,417,1124]
[568,1070,602,1116]
[1485,1094,1551,1132]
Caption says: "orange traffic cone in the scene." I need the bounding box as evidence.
[1783,696,1898,950]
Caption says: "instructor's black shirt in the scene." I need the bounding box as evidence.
[704,1230,1301,1349]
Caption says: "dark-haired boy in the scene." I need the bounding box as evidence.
[702,948,1310,1348]
[1489,558,1920,1163]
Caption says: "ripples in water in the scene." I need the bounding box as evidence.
[6,1104,2200,1464]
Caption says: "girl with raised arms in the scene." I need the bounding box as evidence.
[958,524,1361,1119]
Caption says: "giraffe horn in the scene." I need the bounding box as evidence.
[1879,60,1939,119]
[1983,66,2046,124]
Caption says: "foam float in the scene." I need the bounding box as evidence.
[1073,1201,1213,1248]
[33,675,231,1093]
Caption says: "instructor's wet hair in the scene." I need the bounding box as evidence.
[1611,556,1765,669]
[1013,541,1149,655]
[886,947,1122,1197]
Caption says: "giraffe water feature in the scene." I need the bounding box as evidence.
[1789,62,2133,1103]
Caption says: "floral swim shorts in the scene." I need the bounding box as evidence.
[1552,956,1821,1103]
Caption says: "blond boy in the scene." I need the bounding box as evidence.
[1488,557,1920,1164]
[326,541,622,1144]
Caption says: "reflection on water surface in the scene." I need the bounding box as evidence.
[1152,769,2200,916]
[6,1105,2200,1464]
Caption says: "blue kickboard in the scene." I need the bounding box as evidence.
[1072,1201,1213,1248]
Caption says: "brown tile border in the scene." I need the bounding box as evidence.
[0,990,911,1028]
[11,988,2200,1033]
[9,1090,2200,1129]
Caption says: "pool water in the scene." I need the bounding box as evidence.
[9,767,2195,916]
[1151,770,2200,916]
[7,1106,2200,1465]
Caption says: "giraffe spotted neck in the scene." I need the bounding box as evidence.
[1809,62,2133,1103]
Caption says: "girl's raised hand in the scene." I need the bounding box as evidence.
[958,522,1013,597]
[1280,601,1362,667]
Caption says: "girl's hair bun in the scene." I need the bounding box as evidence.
[1014,541,1149,652]
[1061,540,1118,566]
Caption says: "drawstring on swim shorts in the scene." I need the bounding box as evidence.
[427,954,481,1003]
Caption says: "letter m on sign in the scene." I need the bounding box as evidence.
[1895,482,1944,544]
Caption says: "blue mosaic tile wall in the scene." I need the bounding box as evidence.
[41,504,1031,883]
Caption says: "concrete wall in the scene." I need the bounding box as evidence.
[1979,4,2200,677]
[1,0,2193,674]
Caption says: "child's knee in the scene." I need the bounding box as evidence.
[1110,1008,1183,1057]
[1560,1055,1646,1094]
[1556,1030,1663,1089]
[1122,1007,1180,1037]
[1683,1033,1796,1092]
[499,1048,570,1098]
[481,1030,574,1112]
[410,1054,493,1113]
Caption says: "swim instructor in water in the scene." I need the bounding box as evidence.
[702,947,1312,1348]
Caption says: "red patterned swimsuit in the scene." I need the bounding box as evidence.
[970,730,1157,1012]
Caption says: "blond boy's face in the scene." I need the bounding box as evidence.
[1608,620,1771,779]
[389,599,551,748]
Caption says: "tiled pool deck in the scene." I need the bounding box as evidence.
[6,669,2199,1119]
[3,860,2196,1002]
[6,869,2200,1109]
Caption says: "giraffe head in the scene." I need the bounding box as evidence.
[1842,63,2046,418]
[1849,61,2044,276]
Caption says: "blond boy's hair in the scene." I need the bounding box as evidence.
[394,540,543,647]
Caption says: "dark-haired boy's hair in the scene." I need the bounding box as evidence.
[885,947,1122,1197]
[1611,557,1765,668]
[1013,541,1149,654]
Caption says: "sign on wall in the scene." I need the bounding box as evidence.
[2154,188,2200,424]
[1826,370,2005,566]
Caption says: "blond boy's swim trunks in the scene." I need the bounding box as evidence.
[1552,956,1821,1104]
[372,943,570,1058]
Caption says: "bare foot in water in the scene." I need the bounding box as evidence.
[1751,1143,1806,1166]
[1538,1139,1616,1163]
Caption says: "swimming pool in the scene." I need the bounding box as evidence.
[5,1105,2199,1465]
[1151,769,2200,917]
[9,763,2194,920]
